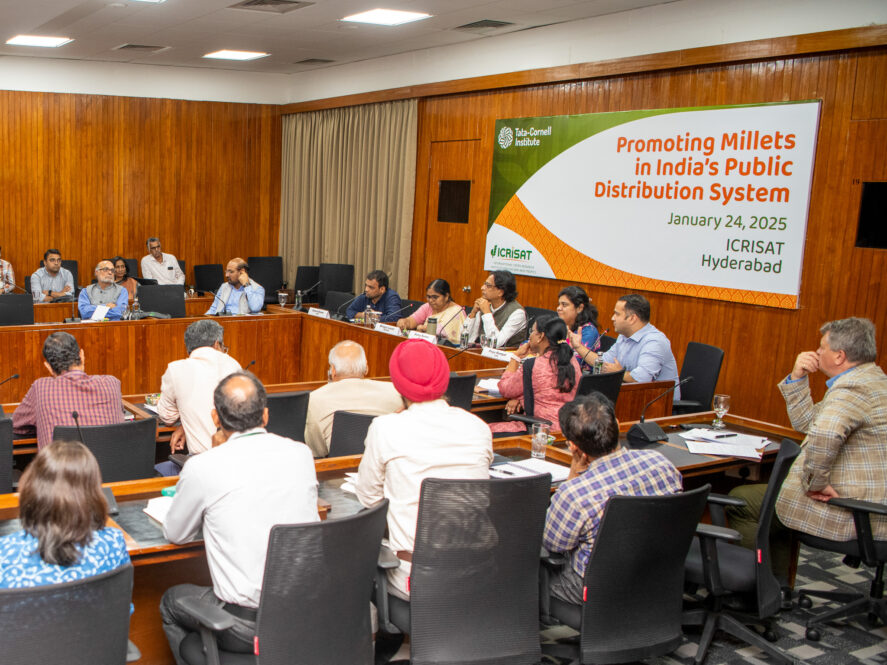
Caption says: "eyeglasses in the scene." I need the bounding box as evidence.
[481,281,496,289]
[97,267,114,272]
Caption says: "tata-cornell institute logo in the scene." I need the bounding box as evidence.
[497,126,514,149]
[490,245,533,261]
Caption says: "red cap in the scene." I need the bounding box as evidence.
[389,339,450,403]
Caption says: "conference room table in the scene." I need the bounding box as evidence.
[0,410,802,665]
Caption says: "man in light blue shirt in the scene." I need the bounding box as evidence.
[30,248,75,302]
[78,260,128,320]
[206,258,265,315]
[596,294,681,400]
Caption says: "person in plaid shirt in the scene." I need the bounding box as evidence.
[13,332,123,450]
[543,393,682,603]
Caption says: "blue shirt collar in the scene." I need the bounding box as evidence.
[626,322,656,343]
[825,364,862,389]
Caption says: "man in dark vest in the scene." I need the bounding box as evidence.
[78,259,128,320]
[466,269,527,348]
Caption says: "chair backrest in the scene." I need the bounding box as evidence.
[399,299,424,318]
[324,290,356,317]
[266,391,310,443]
[136,284,186,318]
[177,259,186,279]
[294,265,320,295]
[753,439,802,617]
[678,342,725,410]
[122,258,138,278]
[409,475,550,665]
[328,411,376,457]
[0,294,35,326]
[0,418,12,493]
[41,259,79,287]
[445,373,476,411]
[578,485,710,664]
[193,263,223,294]
[597,334,617,352]
[318,263,354,306]
[576,369,625,404]
[52,418,157,482]
[524,305,557,331]
[247,256,284,303]
[134,277,158,286]
[254,500,388,665]
[0,563,133,665]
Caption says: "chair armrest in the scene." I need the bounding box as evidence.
[706,493,745,527]
[828,497,887,517]
[826,497,887,566]
[673,399,703,409]
[538,548,568,623]
[378,544,400,570]
[707,493,746,508]
[174,596,236,632]
[374,546,400,634]
[507,414,553,427]
[696,523,741,543]
[540,547,567,568]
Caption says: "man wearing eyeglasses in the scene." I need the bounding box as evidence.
[77,260,129,320]
[141,237,185,285]
[0,246,15,294]
[465,269,527,348]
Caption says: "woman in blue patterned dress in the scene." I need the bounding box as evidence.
[557,286,601,370]
[0,440,129,588]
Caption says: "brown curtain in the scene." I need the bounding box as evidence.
[279,99,417,295]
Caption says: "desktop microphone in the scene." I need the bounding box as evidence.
[301,279,322,296]
[71,410,86,443]
[443,346,473,363]
[206,288,232,316]
[626,376,694,447]
[245,360,256,371]
[4,280,30,295]
[0,373,19,388]
[334,293,361,320]
[433,307,467,341]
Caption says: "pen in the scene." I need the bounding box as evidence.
[492,468,514,475]
[714,433,737,439]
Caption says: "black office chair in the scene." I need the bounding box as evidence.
[541,484,711,664]
[683,439,801,665]
[318,263,354,307]
[178,259,186,280]
[0,418,12,493]
[575,368,625,404]
[796,498,887,640]
[134,277,158,286]
[176,500,389,665]
[247,256,285,304]
[673,342,725,414]
[265,391,310,443]
[136,284,186,318]
[293,265,320,303]
[597,334,617,352]
[524,305,557,331]
[444,372,476,411]
[194,264,223,295]
[328,411,375,457]
[53,418,158,482]
[122,258,138,278]
[0,563,134,665]
[323,290,356,318]
[0,293,35,326]
[376,475,550,665]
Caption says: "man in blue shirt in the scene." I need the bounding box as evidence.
[78,260,128,320]
[206,258,265,315]
[593,293,681,400]
[345,269,403,322]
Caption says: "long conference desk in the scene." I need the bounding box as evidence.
[0,412,803,665]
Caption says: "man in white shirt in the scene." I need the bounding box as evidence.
[160,371,318,664]
[140,237,185,285]
[157,319,242,457]
[304,340,403,457]
[355,339,493,599]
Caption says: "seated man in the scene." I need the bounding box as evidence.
[304,340,403,457]
[160,371,318,664]
[78,260,129,320]
[157,319,242,456]
[140,237,185,285]
[728,317,887,583]
[12,332,123,450]
[0,246,15,293]
[591,294,680,399]
[355,339,493,599]
[543,393,682,603]
[345,269,403,322]
[30,248,75,302]
[465,270,527,348]
[206,258,265,315]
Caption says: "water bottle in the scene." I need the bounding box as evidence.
[294,290,303,311]
[132,294,141,319]
[364,304,373,327]
[460,321,470,349]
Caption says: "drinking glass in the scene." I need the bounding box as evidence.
[277,291,288,307]
[531,423,550,459]
[479,333,487,348]
[712,394,731,429]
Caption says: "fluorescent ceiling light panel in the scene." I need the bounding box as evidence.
[6,35,73,47]
[203,49,269,61]
[342,8,431,26]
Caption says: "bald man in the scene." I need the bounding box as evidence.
[78,260,129,320]
[304,340,403,456]
[206,257,265,315]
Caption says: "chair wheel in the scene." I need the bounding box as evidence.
[798,595,812,609]
[806,628,821,641]
[763,629,778,642]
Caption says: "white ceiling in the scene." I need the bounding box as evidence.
[0,0,676,74]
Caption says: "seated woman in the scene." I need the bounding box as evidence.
[490,314,580,434]
[557,285,601,370]
[0,440,130,588]
[396,278,466,345]
[112,256,138,301]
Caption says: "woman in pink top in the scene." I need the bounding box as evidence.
[490,314,580,434]
[396,278,466,345]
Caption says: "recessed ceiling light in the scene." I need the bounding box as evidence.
[342,8,431,26]
[6,35,73,48]
[203,49,269,61]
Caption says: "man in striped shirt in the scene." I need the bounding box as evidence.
[543,393,682,603]
[12,332,123,450]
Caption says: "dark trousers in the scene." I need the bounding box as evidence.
[160,584,256,665]
[549,560,586,605]
[726,483,793,585]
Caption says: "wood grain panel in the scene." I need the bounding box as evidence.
[0,92,281,288]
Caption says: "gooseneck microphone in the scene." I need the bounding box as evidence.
[0,373,19,388]
[245,360,256,371]
[4,280,30,295]
[433,306,467,341]
[626,376,694,446]
[71,411,86,443]
[335,293,361,319]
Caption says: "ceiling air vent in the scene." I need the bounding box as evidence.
[113,44,170,54]
[295,58,334,65]
[454,19,514,34]
[229,0,313,14]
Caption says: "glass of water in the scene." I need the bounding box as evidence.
[712,394,731,429]
[277,291,288,307]
[531,423,550,459]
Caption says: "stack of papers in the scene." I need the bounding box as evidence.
[679,429,768,461]
[489,458,569,483]
[143,496,174,525]
[340,472,359,495]
[476,378,502,396]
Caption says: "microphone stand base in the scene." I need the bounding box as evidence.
[626,421,668,447]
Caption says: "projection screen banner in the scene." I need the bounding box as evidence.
[485,101,821,309]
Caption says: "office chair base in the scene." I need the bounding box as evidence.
[683,608,794,665]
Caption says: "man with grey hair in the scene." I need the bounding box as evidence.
[728,317,887,587]
[140,237,185,285]
[156,319,242,459]
[303,340,402,456]
[78,259,129,320]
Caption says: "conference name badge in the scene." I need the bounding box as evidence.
[375,323,403,337]
[481,347,517,363]
[307,307,330,319]
[407,330,437,344]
